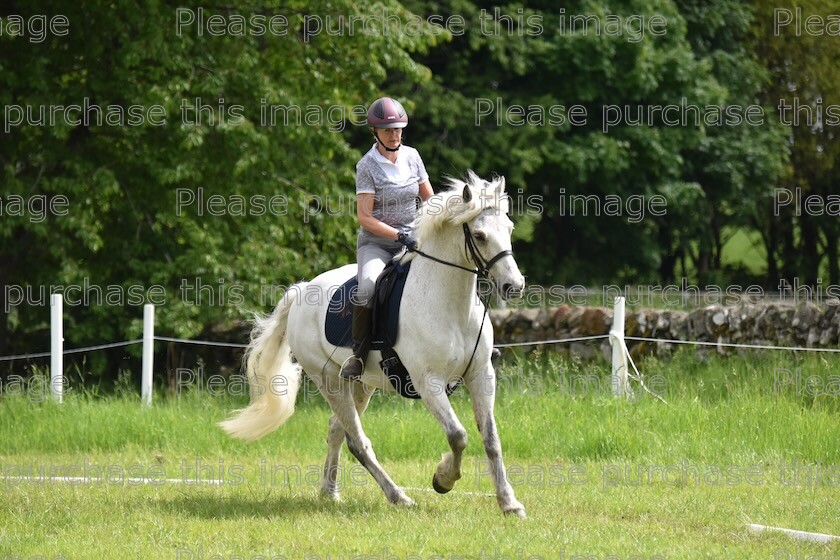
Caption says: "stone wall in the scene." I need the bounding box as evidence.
[490,300,840,359]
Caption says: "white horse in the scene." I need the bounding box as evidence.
[220,171,527,517]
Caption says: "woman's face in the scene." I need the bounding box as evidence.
[374,127,402,150]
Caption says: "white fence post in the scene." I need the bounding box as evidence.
[50,294,63,403]
[141,304,154,407]
[610,297,628,398]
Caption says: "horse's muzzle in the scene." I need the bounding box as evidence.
[502,281,525,301]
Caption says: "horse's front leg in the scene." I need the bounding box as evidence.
[416,376,468,494]
[465,364,526,518]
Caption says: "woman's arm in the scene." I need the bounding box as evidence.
[357,193,400,240]
[419,180,433,202]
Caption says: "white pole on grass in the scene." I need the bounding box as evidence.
[141,304,154,407]
[50,294,64,403]
[748,523,839,543]
[610,297,628,398]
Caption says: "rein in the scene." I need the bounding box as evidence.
[410,248,478,276]
[409,224,512,280]
[406,223,512,379]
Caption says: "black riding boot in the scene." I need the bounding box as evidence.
[340,305,373,381]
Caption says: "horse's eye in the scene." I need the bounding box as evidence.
[474,232,487,242]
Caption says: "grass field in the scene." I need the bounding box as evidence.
[1,349,838,560]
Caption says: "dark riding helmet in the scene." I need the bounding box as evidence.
[366,97,408,129]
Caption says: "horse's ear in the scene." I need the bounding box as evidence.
[462,184,472,203]
[497,176,506,193]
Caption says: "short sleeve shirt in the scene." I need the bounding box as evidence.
[356,143,429,245]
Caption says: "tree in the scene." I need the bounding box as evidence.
[0,0,443,375]
[400,0,788,290]
[677,0,789,286]
[752,0,840,287]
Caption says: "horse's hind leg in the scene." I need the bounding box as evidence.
[351,381,376,415]
[321,382,375,501]
[322,414,344,500]
[321,375,413,506]
[416,378,468,493]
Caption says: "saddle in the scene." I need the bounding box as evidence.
[325,258,458,399]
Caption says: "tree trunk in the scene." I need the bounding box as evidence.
[756,207,779,289]
[711,211,723,271]
[696,247,710,285]
[0,266,9,357]
[824,225,839,286]
[0,227,32,356]
[799,212,820,286]
[779,209,796,282]
[657,221,677,283]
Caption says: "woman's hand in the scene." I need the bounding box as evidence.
[397,231,418,251]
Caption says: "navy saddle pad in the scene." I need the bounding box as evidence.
[325,260,412,350]
[324,259,459,400]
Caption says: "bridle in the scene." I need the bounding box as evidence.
[462,224,513,280]
[409,223,513,282]
[405,220,516,378]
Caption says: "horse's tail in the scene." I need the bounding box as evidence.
[218,283,306,442]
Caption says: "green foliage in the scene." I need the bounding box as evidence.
[0,0,441,359]
[750,0,840,285]
[401,0,789,285]
[2,1,832,378]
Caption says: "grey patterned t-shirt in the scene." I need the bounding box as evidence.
[355,143,429,247]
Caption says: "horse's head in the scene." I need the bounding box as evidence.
[415,171,526,301]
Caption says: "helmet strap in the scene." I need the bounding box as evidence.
[374,130,401,153]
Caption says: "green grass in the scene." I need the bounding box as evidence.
[1,350,839,559]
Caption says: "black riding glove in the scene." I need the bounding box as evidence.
[397,231,418,252]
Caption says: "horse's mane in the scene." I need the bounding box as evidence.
[414,170,509,247]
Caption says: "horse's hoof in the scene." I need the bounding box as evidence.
[320,490,341,502]
[503,507,527,518]
[393,494,416,507]
[432,474,452,494]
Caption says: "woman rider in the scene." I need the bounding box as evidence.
[340,97,434,381]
